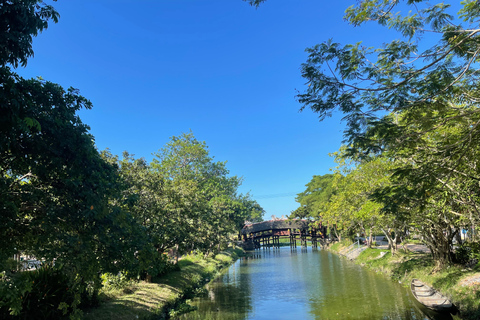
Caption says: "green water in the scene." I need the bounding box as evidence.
[181,247,459,320]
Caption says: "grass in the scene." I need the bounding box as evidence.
[330,241,480,320]
[329,240,351,252]
[83,247,244,320]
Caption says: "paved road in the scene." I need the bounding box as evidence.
[355,236,430,253]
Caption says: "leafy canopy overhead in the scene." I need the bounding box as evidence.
[0,0,59,68]
[294,0,480,156]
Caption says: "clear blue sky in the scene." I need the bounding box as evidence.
[18,0,391,218]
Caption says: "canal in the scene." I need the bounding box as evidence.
[181,246,459,320]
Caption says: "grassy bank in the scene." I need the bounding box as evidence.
[329,241,480,320]
[83,247,244,320]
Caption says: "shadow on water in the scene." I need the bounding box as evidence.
[181,247,459,320]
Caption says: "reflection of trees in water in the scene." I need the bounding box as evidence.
[182,248,454,320]
[181,262,252,320]
[306,251,432,319]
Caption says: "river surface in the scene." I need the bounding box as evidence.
[181,246,461,320]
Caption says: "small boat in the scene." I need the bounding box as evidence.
[411,279,453,311]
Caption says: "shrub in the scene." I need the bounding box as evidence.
[0,263,76,320]
[101,272,132,290]
[137,252,179,280]
[454,242,480,266]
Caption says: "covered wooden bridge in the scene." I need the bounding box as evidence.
[241,219,327,249]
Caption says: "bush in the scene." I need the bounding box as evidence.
[168,300,196,318]
[101,272,132,290]
[137,252,179,280]
[0,264,76,320]
[454,242,480,266]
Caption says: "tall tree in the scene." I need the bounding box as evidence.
[152,132,259,256]
[249,0,480,268]
[1,0,142,287]
[294,173,338,219]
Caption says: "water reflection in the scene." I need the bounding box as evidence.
[181,247,459,320]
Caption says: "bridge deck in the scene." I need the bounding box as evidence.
[241,219,309,235]
[241,219,328,249]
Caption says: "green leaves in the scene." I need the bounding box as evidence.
[294,173,338,219]
[0,65,141,284]
[0,0,59,68]
[298,0,480,157]
[459,0,480,23]
[115,132,263,263]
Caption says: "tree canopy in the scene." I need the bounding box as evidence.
[0,2,264,317]
[296,0,480,157]
[284,0,480,269]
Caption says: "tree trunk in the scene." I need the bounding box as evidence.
[381,227,396,255]
[175,243,179,264]
[422,224,457,270]
[334,225,341,242]
[394,226,399,253]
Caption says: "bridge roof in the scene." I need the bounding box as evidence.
[241,219,309,235]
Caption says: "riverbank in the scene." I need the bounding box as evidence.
[83,247,244,320]
[329,241,480,320]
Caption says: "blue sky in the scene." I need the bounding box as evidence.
[18,0,392,218]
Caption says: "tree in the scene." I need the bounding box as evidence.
[296,0,480,158]
[372,109,480,267]
[250,0,480,268]
[294,173,337,219]
[0,70,146,278]
[0,3,147,316]
[0,0,59,68]
[151,132,261,256]
[320,153,398,247]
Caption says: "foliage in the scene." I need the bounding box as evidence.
[455,242,480,266]
[1,0,260,316]
[0,0,59,68]
[297,1,480,156]
[101,133,263,280]
[354,247,480,320]
[1,0,147,287]
[100,272,133,291]
[0,62,147,279]
[168,300,197,318]
[272,0,480,268]
[292,173,338,219]
[244,0,267,8]
[0,264,77,320]
[83,248,244,320]
[150,132,263,256]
